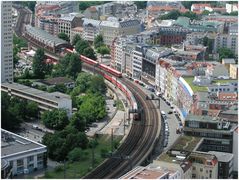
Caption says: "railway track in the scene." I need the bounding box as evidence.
[84,77,160,179]
[14,7,162,178]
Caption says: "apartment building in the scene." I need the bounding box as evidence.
[70,27,83,43]
[203,15,238,27]
[184,114,237,153]
[214,33,238,55]
[1,1,13,83]
[233,128,238,174]
[191,4,212,14]
[1,83,72,117]
[99,18,141,46]
[1,129,47,176]
[230,64,238,79]
[82,18,100,43]
[208,151,234,179]
[188,152,218,179]
[58,13,83,41]
[226,3,238,13]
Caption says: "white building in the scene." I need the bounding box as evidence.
[233,127,238,173]
[82,18,100,43]
[132,46,144,79]
[99,18,141,46]
[214,33,238,55]
[1,129,47,176]
[226,3,238,13]
[1,1,13,83]
[1,82,72,117]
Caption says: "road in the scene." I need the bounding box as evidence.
[131,81,181,150]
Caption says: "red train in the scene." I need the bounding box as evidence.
[65,48,122,78]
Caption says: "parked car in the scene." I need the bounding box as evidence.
[168,111,173,114]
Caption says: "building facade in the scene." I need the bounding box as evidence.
[1,83,72,117]
[82,18,100,43]
[1,1,13,83]
[1,129,47,176]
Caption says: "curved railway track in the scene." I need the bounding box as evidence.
[84,78,160,179]
[14,7,162,178]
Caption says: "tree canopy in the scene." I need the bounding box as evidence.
[58,32,70,42]
[134,1,147,9]
[41,109,69,130]
[94,34,104,49]
[97,46,110,57]
[83,47,97,60]
[159,10,198,20]
[53,53,82,79]
[32,48,49,79]
[72,34,82,46]
[218,48,235,61]
[42,126,89,161]
[75,40,90,54]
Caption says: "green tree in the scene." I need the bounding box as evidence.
[32,48,48,78]
[67,148,84,162]
[160,10,181,20]
[72,34,82,46]
[70,112,86,131]
[203,37,214,53]
[83,47,97,60]
[218,48,235,61]
[202,10,210,15]
[41,109,69,130]
[230,11,238,16]
[94,34,104,49]
[89,75,107,94]
[75,40,90,54]
[97,46,110,57]
[182,11,198,20]
[66,53,82,79]
[58,32,69,42]
[26,101,38,119]
[75,72,92,93]
[134,1,147,9]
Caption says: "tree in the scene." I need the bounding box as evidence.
[41,109,69,130]
[218,48,235,61]
[75,72,92,93]
[160,10,181,20]
[202,10,210,15]
[70,112,86,131]
[83,47,97,60]
[134,1,147,9]
[66,53,82,79]
[67,148,84,162]
[94,34,104,49]
[72,34,82,46]
[53,53,82,79]
[32,48,48,78]
[58,32,69,42]
[75,40,90,54]
[89,75,107,94]
[203,37,214,53]
[26,101,38,119]
[97,46,110,57]
[230,11,238,16]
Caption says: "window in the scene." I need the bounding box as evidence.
[193,166,196,170]
[17,159,23,167]
[200,168,203,172]
[192,174,196,178]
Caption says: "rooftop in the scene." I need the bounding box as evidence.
[2,82,71,103]
[1,129,46,159]
[121,166,169,179]
[208,151,234,162]
[222,58,236,64]
[25,25,68,47]
[183,76,208,92]
[172,135,202,152]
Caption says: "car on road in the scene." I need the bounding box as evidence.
[168,111,173,114]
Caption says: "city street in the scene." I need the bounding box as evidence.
[132,81,181,149]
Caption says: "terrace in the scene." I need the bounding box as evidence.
[183,77,208,92]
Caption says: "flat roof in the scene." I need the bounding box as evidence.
[172,135,202,152]
[208,151,233,162]
[1,129,46,159]
[2,82,71,103]
[120,166,169,179]
[25,25,68,47]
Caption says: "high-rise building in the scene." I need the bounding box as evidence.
[1,1,13,83]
